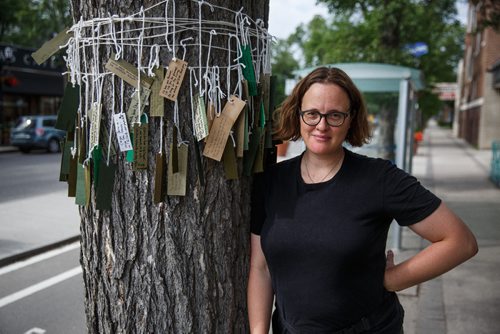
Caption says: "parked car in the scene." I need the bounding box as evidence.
[10,115,66,153]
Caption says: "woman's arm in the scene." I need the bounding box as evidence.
[384,202,478,292]
[248,233,274,334]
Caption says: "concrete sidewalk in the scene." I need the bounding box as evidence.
[398,121,500,334]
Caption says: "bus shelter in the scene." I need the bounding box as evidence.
[293,63,425,249]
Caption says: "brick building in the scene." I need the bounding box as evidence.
[456,1,500,149]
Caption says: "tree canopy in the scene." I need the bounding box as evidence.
[0,0,71,48]
[272,0,465,117]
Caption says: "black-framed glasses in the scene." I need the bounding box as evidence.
[299,110,350,127]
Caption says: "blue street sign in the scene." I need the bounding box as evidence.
[404,42,428,57]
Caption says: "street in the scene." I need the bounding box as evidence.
[0,151,86,333]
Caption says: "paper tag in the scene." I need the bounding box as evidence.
[32,28,73,65]
[92,145,102,187]
[159,59,188,101]
[167,144,188,196]
[235,106,246,158]
[261,74,271,119]
[253,131,266,173]
[240,45,257,96]
[194,95,209,141]
[68,155,77,197]
[113,113,133,152]
[223,141,238,180]
[243,127,263,176]
[78,121,87,164]
[88,103,102,152]
[153,153,165,203]
[105,56,153,89]
[96,160,117,211]
[133,123,148,170]
[59,138,73,182]
[150,67,165,117]
[55,83,79,131]
[75,164,88,206]
[192,137,205,187]
[171,126,179,173]
[203,96,246,161]
[126,88,150,124]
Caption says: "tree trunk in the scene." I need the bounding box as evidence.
[68,1,269,332]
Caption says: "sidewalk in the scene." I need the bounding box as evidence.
[398,121,500,334]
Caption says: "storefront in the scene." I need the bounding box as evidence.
[0,44,65,145]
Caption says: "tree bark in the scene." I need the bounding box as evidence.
[69,1,269,332]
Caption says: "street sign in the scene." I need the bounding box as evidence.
[405,42,428,57]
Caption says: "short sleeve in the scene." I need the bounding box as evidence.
[382,161,441,226]
[250,172,267,235]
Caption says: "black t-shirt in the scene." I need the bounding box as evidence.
[251,148,441,332]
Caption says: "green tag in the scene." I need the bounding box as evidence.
[133,123,148,170]
[55,83,79,131]
[171,126,179,173]
[192,136,205,187]
[59,137,73,182]
[126,132,134,162]
[92,145,102,187]
[96,160,117,211]
[78,122,87,165]
[153,153,166,204]
[240,45,257,96]
[222,140,238,180]
[75,164,87,206]
[68,154,77,197]
[243,127,263,176]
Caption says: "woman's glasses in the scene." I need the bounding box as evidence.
[299,110,350,127]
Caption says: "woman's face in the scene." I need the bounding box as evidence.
[299,83,352,157]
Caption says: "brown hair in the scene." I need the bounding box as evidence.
[273,66,371,147]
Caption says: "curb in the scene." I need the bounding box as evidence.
[0,235,81,268]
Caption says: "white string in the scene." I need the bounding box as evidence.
[180,37,193,60]
[147,44,160,76]
[136,7,145,124]
[159,117,164,154]
[107,74,116,165]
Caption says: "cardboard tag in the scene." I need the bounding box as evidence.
[78,121,87,164]
[126,88,150,124]
[153,153,166,204]
[32,28,73,65]
[243,127,263,176]
[253,131,266,173]
[171,126,179,173]
[167,144,188,196]
[88,103,102,152]
[192,136,205,187]
[235,106,246,158]
[240,45,257,96]
[68,154,77,197]
[261,74,271,119]
[59,137,73,182]
[159,59,188,101]
[133,123,148,170]
[222,140,238,180]
[75,164,88,206]
[105,56,153,89]
[113,113,133,152]
[194,94,209,141]
[92,145,102,187]
[96,160,117,211]
[203,96,246,161]
[55,83,79,131]
[150,67,165,117]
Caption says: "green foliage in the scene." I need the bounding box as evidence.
[291,0,465,117]
[470,0,500,32]
[271,38,300,107]
[0,0,72,48]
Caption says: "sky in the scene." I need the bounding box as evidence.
[268,1,469,40]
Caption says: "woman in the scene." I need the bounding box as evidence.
[247,67,478,333]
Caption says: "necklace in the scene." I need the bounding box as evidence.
[303,152,344,183]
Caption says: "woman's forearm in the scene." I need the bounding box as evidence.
[247,265,274,333]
